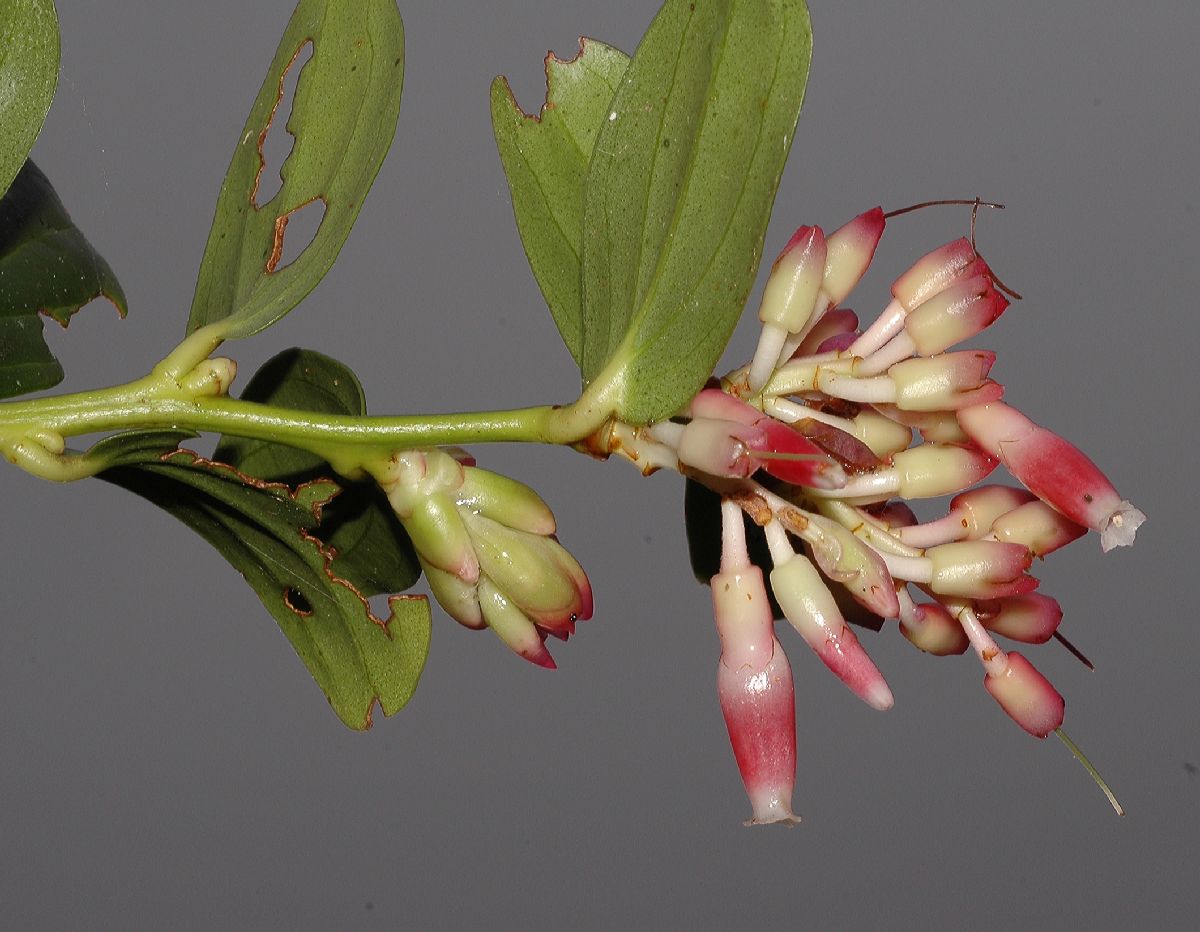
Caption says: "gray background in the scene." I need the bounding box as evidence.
[3,1,1197,928]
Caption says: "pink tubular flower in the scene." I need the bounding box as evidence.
[957,401,1146,550]
[984,651,1065,738]
[712,502,800,825]
[593,204,1142,820]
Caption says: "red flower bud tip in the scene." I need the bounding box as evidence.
[755,418,847,491]
[957,401,1146,550]
[822,207,886,307]
[794,307,859,357]
[690,389,846,490]
[898,596,969,656]
[478,580,557,669]
[975,593,1063,644]
[990,500,1087,556]
[891,237,991,313]
[768,550,894,711]
[675,417,768,479]
[890,443,999,499]
[903,274,1009,356]
[749,226,829,392]
[899,484,1034,548]
[889,351,1001,412]
[717,637,800,826]
[761,225,828,331]
[984,651,1065,738]
[927,540,1037,599]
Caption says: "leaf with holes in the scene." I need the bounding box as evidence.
[0,161,128,400]
[0,0,58,197]
[99,435,431,730]
[187,0,404,339]
[214,347,421,597]
[491,39,629,367]
[580,0,812,424]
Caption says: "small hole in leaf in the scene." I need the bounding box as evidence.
[254,40,314,208]
[266,197,326,273]
[284,587,314,616]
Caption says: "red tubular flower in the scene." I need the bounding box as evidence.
[712,502,800,825]
[957,401,1146,550]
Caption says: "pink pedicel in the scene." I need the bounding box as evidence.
[975,593,1063,644]
[957,401,1146,550]
[984,651,1065,738]
[822,207,886,306]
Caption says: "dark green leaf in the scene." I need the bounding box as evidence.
[0,0,58,196]
[580,0,812,424]
[0,160,128,399]
[491,39,628,366]
[98,435,430,730]
[187,0,404,338]
[214,347,420,597]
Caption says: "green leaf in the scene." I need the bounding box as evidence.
[491,39,629,366]
[0,0,59,196]
[214,347,420,598]
[187,0,404,339]
[580,0,812,424]
[0,160,128,400]
[98,434,430,730]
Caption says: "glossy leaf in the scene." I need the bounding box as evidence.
[99,435,430,730]
[214,347,421,597]
[0,161,127,399]
[580,0,812,424]
[491,39,629,366]
[187,0,404,338]
[0,0,59,196]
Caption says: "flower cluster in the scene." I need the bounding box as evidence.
[377,448,592,668]
[611,206,1143,823]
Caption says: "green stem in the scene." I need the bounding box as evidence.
[0,353,618,481]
